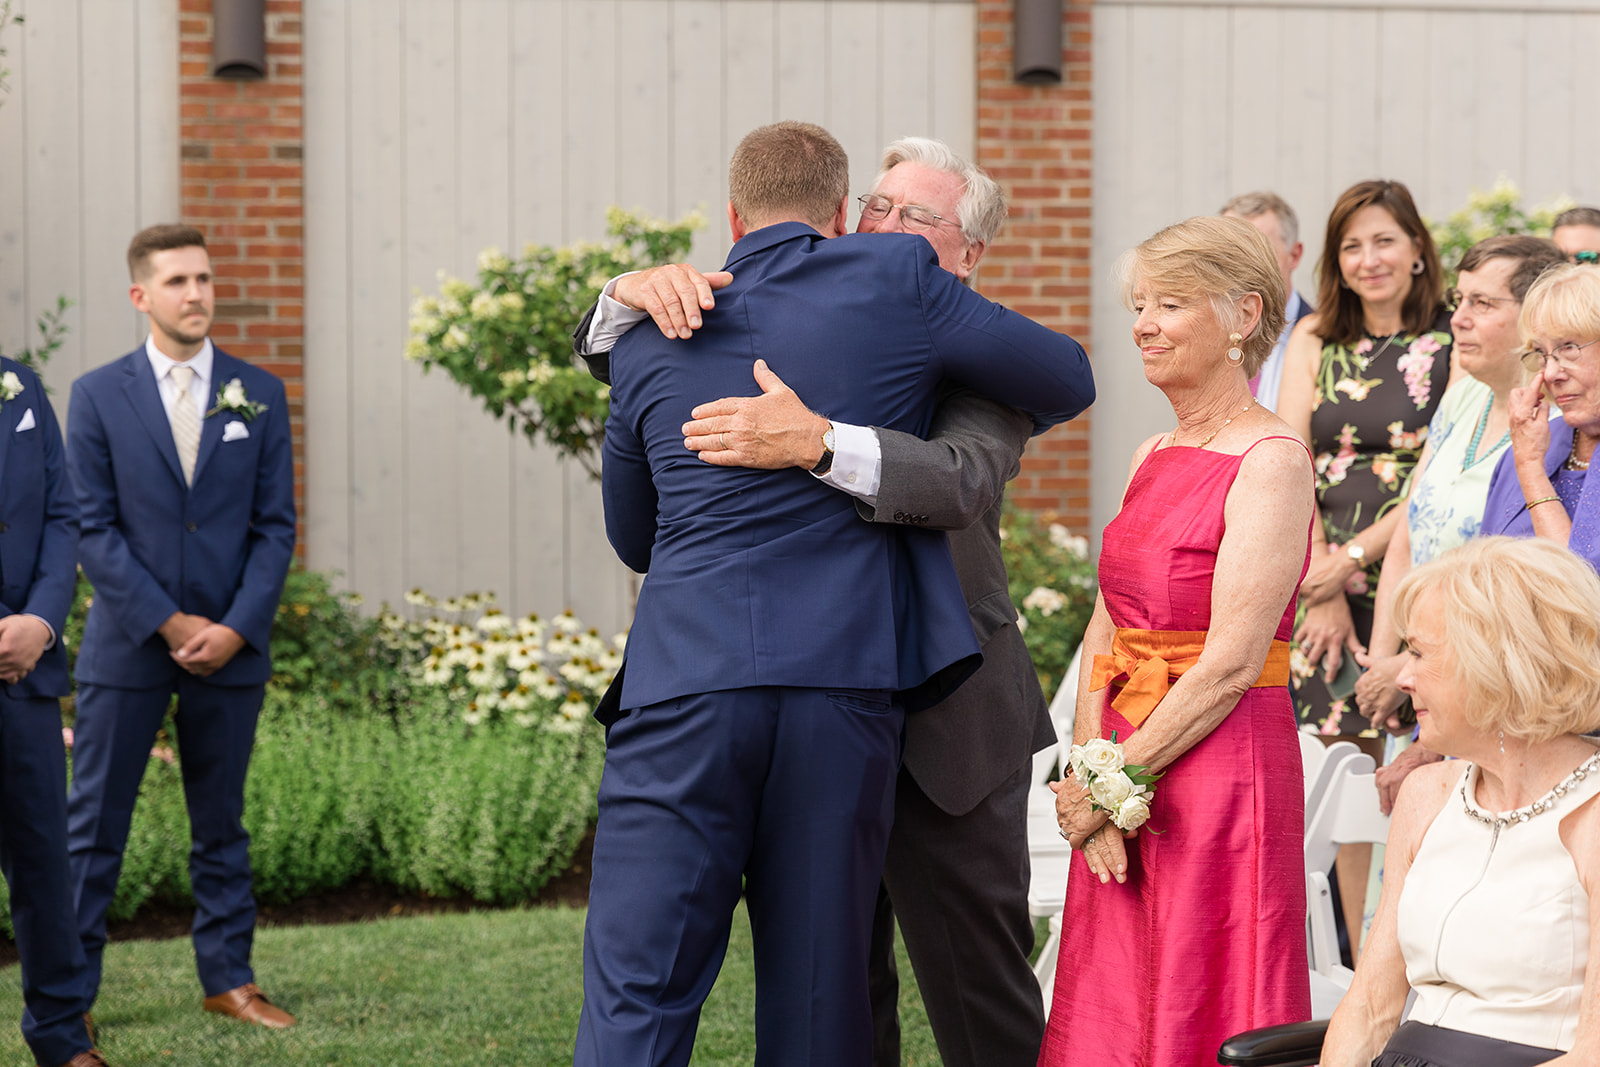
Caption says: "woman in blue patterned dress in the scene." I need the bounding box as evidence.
[1355,236,1566,786]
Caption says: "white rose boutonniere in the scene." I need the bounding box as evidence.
[1068,731,1163,833]
[0,371,24,403]
[1088,769,1135,811]
[1077,737,1125,777]
[206,377,269,421]
[1116,792,1153,831]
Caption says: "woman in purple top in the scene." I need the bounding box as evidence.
[1482,263,1600,568]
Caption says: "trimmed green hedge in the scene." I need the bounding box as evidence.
[0,692,604,935]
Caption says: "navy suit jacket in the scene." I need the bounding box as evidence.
[602,223,1094,715]
[0,359,80,699]
[67,346,296,689]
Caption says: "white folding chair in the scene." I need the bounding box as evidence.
[1301,756,1388,1018]
[1302,738,1360,831]
[1027,644,1082,1014]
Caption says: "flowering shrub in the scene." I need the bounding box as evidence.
[378,590,623,730]
[1000,508,1098,696]
[1428,180,1570,283]
[405,208,706,474]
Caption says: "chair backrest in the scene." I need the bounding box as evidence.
[1304,740,1361,830]
[1303,757,1386,876]
[1032,644,1084,786]
[1299,732,1328,803]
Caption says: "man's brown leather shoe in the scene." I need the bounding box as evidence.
[202,983,296,1028]
[39,1050,110,1067]
[82,1012,95,1045]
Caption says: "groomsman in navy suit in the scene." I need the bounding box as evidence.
[0,358,108,1066]
[64,225,297,1029]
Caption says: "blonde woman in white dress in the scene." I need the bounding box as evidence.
[1321,535,1600,1067]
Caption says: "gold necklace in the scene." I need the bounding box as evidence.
[1566,429,1592,471]
[1171,399,1259,450]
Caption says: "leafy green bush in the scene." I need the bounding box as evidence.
[377,591,623,729]
[1428,180,1571,283]
[406,208,705,474]
[269,566,411,715]
[1001,508,1097,696]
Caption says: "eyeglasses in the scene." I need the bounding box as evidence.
[1520,337,1600,375]
[1444,287,1519,316]
[1573,250,1600,266]
[857,193,951,233]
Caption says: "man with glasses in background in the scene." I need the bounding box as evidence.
[1552,206,1600,265]
[1220,191,1314,411]
[577,137,1059,1067]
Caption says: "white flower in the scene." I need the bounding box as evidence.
[1115,792,1153,831]
[1022,586,1068,617]
[1076,738,1125,777]
[1089,770,1135,810]
[476,247,511,273]
[0,371,24,402]
[470,292,497,318]
[221,379,248,408]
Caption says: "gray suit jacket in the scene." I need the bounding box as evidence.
[865,385,1055,816]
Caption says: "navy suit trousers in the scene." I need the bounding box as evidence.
[67,678,265,999]
[575,686,904,1067]
[1,692,93,1065]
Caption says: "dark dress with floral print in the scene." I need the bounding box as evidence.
[1295,311,1453,735]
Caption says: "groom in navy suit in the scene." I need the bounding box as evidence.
[578,122,1094,1067]
[64,225,297,1029]
[0,357,108,1066]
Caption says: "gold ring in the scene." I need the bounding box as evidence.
[720,432,729,450]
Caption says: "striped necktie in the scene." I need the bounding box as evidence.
[169,364,201,486]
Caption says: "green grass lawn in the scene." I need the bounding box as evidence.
[0,904,945,1066]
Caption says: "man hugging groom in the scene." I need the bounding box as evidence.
[578,121,1095,1067]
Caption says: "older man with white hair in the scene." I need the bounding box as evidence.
[577,136,1055,1067]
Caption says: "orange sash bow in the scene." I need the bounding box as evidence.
[1089,628,1291,730]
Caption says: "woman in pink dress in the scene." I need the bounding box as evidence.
[1041,216,1316,1065]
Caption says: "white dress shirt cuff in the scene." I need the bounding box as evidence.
[21,613,56,650]
[583,274,651,354]
[815,421,881,503]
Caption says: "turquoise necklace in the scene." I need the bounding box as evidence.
[1462,392,1509,471]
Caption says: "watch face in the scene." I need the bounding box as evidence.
[823,427,836,451]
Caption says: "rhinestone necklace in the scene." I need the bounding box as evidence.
[1565,429,1592,471]
[1460,748,1600,830]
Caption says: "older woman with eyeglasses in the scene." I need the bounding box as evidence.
[1354,238,1565,803]
[1481,263,1600,569]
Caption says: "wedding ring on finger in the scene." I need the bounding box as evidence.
[720,432,729,450]
[1058,827,1070,842]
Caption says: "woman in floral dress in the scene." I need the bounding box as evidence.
[1280,179,1456,740]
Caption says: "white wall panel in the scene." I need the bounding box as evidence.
[301,0,977,634]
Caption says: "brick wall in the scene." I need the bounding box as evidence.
[974,0,1093,534]
[179,0,305,546]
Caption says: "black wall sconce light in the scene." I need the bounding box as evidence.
[212,0,267,79]
[1013,0,1063,85]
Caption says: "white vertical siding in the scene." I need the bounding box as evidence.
[302,0,979,634]
[1091,0,1600,541]
[0,0,178,413]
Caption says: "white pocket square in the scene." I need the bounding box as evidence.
[14,408,34,432]
[222,420,249,442]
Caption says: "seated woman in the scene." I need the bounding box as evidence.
[1320,536,1600,1067]
[1482,262,1600,568]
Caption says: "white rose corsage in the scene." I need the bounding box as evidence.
[1068,732,1161,832]
[0,371,24,402]
[206,377,269,421]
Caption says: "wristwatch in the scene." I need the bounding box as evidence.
[1345,543,1366,564]
[811,423,836,476]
